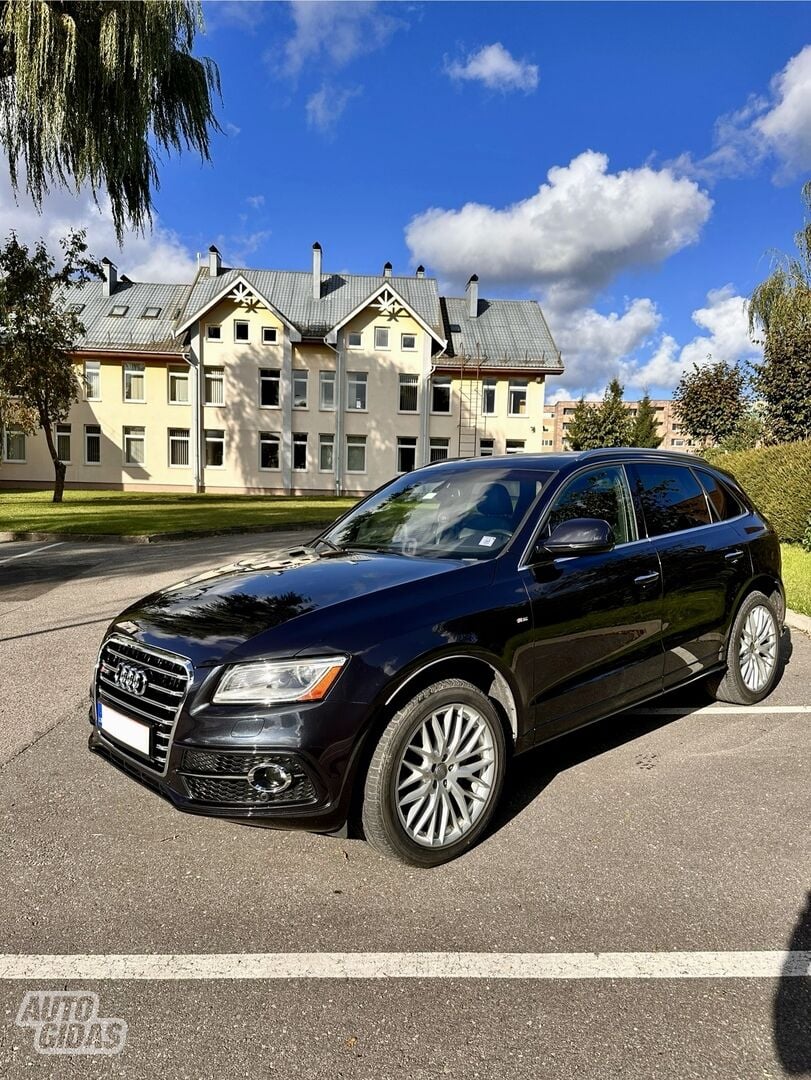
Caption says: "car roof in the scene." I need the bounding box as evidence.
[419,448,710,474]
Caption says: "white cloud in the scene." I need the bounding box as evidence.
[0,175,196,283]
[445,43,538,93]
[676,286,759,370]
[245,194,265,209]
[224,121,241,138]
[406,151,712,303]
[280,0,402,76]
[305,84,361,134]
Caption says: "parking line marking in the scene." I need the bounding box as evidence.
[635,706,811,715]
[0,542,63,567]
[0,952,808,981]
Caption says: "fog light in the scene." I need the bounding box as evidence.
[247,762,293,794]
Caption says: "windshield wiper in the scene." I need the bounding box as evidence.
[310,536,343,554]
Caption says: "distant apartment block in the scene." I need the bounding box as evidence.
[0,244,565,495]
[542,398,695,453]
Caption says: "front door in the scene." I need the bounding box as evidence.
[520,464,664,740]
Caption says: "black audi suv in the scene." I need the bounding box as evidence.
[89,450,784,866]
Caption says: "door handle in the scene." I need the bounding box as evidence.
[724,549,744,562]
[634,571,660,585]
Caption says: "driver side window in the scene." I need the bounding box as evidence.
[543,466,637,545]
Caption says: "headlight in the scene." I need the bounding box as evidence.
[212,657,347,705]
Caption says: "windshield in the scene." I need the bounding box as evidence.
[323,465,554,560]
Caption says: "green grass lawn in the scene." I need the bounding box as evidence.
[0,490,356,538]
[782,544,811,617]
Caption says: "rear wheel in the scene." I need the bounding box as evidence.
[706,590,780,705]
[361,679,507,867]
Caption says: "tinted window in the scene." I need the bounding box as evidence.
[695,469,743,521]
[635,464,711,537]
[545,466,636,545]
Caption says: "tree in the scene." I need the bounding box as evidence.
[628,392,662,448]
[748,183,811,443]
[0,230,101,501]
[565,396,602,450]
[596,377,633,447]
[673,359,747,449]
[0,1,220,239]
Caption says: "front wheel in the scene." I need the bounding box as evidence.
[361,679,507,867]
[706,590,781,705]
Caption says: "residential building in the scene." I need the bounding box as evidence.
[0,245,563,494]
[542,398,695,453]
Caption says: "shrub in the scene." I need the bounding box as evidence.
[702,440,811,543]
[803,513,811,554]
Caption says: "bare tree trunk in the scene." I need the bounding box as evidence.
[41,420,66,503]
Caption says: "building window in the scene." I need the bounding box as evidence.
[262,326,278,345]
[319,370,336,410]
[168,367,189,404]
[431,376,451,414]
[401,333,417,351]
[205,367,224,406]
[293,432,308,471]
[374,326,389,350]
[319,433,335,472]
[108,304,128,317]
[123,363,145,402]
[205,429,225,468]
[56,424,71,462]
[672,438,685,447]
[399,373,419,412]
[347,371,367,410]
[293,369,308,409]
[508,380,528,416]
[429,438,449,463]
[84,360,101,401]
[234,320,249,343]
[482,379,497,416]
[479,438,494,457]
[346,434,367,473]
[142,306,161,319]
[505,439,525,454]
[259,432,280,471]
[347,331,362,348]
[4,427,25,462]
[397,436,417,473]
[84,425,101,465]
[66,302,85,315]
[206,324,221,341]
[168,428,190,467]
[123,426,145,466]
[541,439,554,447]
[260,368,280,408]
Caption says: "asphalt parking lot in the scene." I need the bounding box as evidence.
[0,535,809,1078]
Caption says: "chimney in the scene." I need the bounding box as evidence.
[415,265,425,278]
[101,258,117,297]
[312,242,322,300]
[466,274,479,318]
[208,245,221,277]
[383,261,392,278]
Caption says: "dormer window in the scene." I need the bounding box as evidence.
[66,303,85,314]
[109,304,129,317]
[206,324,221,341]
[142,306,161,318]
[261,326,278,345]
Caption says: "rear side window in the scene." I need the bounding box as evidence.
[634,464,711,537]
[694,469,743,521]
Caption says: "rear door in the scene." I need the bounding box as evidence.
[628,462,752,688]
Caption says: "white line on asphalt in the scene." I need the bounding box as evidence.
[0,542,63,567]
[634,705,811,715]
[0,952,808,981]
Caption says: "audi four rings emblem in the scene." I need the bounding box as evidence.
[114,663,149,697]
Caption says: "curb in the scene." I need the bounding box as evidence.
[786,607,811,636]
[0,521,336,546]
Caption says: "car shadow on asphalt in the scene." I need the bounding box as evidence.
[773,891,811,1074]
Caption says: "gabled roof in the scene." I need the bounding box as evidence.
[175,271,301,338]
[440,297,563,371]
[60,279,191,356]
[178,267,445,340]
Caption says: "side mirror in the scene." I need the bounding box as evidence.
[538,517,615,559]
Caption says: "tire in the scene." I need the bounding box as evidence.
[361,679,508,867]
[706,590,781,705]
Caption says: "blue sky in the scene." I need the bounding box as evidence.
[4,1,810,398]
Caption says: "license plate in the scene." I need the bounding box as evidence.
[97,702,151,756]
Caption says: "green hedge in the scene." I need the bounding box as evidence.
[703,440,811,543]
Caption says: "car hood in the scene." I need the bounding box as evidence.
[110,549,467,667]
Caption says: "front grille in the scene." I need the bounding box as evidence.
[179,750,317,807]
[96,636,191,773]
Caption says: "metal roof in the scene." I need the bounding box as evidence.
[440,297,562,370]
[61,279,190,355]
